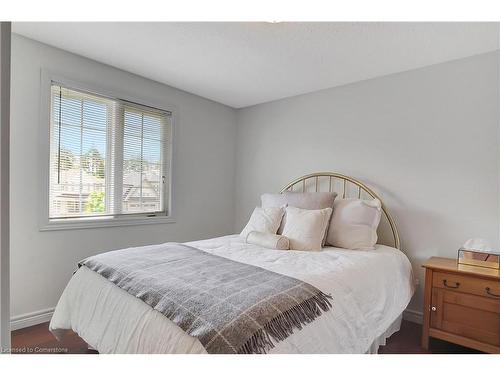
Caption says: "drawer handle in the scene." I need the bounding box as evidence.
[485,287,500,297]
[443,279,460,289]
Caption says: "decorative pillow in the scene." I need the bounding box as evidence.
[281,207,333,251]
[326,198,382,250]
[240,206,285,239]
[261,192,337,242]
[245,231,290,250]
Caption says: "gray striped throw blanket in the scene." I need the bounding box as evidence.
[80,243,332,354]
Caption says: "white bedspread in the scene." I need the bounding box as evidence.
[50,235,414,354]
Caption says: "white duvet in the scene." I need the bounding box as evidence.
[50,235,414,354]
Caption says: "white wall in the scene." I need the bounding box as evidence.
[10,35,237,322]
[0,22,11,350]
[234,51,500,317]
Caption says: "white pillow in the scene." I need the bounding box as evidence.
[261,192,337,238]
[240,206,285,239]
[245,231,290,250]
[326,198,382,250]
[281,206,333,251]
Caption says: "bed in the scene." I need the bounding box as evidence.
[49,172,415,354]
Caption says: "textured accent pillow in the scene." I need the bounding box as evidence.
[240,206,285,239]
[261,192,337,240]
[281,207,333,251]
[245,231,290,250]
[326,198,382,250]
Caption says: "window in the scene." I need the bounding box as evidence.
[47,83,172,225]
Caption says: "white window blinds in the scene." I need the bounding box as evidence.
[49,84,171,220]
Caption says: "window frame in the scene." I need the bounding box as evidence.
[38,70,175,231]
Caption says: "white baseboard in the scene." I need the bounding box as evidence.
[403,308,423,324]
[10,307,54,331]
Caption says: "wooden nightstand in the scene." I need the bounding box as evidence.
[422,257,500,353]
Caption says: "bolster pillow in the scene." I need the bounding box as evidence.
[245,231,290,250]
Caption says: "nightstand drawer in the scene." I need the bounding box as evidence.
[433,271,500,299]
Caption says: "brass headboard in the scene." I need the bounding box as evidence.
[280,172,401,250]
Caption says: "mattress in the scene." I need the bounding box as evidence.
[49,235,414,353]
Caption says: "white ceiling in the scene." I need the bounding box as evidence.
[13,22,500,108]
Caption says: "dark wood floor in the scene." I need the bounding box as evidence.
[11,319,479,354]
[11,322,97,354]
[378,320,479,354]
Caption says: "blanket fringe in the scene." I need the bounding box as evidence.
[237,291,332,354]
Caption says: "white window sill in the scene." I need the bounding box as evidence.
[39,215,176,231]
